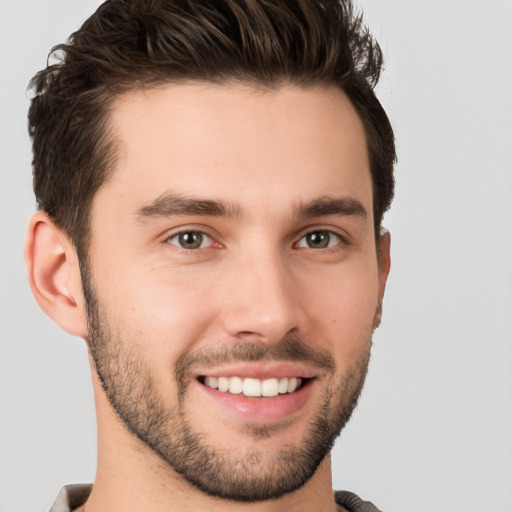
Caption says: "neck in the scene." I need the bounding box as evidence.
[86,453,338,512]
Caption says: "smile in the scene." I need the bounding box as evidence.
[200,376,306,397]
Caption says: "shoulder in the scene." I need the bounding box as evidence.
[334,490,383,512]
[49,484,92,512]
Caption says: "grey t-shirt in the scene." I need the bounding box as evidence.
[50,484,382,512]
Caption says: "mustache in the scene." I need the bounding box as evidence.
[175,338,336,386]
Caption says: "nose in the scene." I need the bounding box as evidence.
[220,248,301,345]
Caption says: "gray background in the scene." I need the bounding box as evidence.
[1,1,511,511]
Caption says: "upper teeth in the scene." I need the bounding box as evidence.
[203,376,302,397]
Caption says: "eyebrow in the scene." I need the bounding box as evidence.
[135,192,241,221]
[135,192,367,223]
[295,196,367,220]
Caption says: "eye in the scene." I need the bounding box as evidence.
[296,230,342,249]
[166,231,213,250]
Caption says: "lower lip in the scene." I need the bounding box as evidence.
[196,379,313,422]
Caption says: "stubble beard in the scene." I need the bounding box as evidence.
[83,274,373,502]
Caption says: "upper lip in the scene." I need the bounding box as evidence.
[194,362,318,380]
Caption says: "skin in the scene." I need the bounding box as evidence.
[25,82,390,512]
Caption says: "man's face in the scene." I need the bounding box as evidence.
[84,83,389,501]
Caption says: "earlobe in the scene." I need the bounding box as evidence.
[24,211,88,338]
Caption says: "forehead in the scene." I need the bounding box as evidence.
[98,82,372,220]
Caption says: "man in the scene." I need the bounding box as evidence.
[24,0,395,511]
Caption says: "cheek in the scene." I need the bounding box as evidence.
[98,267,222,362]
[298,259,380,350]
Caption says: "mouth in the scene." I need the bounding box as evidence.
[192,363,317,422]
[198,375,309,398]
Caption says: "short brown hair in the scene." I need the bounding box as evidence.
[28,0,396,258]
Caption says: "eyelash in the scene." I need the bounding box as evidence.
[165,228,346,252]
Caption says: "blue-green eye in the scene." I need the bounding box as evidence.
[297,230,341,249]
[167,231,213,249]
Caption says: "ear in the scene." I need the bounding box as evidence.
[24,211,88,338]
[377,229,391,300]
[373,229,391,329]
